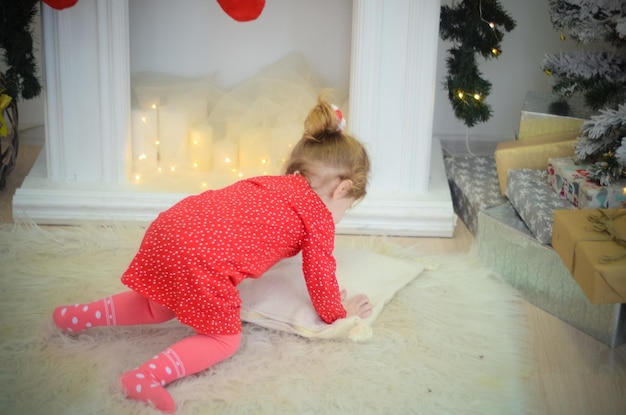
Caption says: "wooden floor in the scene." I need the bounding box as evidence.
[2,131,625,414]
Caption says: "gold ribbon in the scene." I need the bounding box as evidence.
[587,209,626,262]
[0,92,13,137]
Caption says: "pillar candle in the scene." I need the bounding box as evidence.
[158,105,190,172]
[269,123,300,175]
[238,128,271,177]
[189,120,214,171]
[130,109,158,174]
[212,138,238,174]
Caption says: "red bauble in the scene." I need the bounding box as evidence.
[43,0,80,10]
[217,0,265,22]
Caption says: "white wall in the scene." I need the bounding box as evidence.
[21,0,586,141]
[129,0,352,90]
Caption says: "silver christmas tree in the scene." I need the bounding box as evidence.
[575,104,626,185]
[542,0,626,184]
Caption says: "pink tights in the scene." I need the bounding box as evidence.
[52,291,241,413]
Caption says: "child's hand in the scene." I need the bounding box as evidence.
[341,290,372,319]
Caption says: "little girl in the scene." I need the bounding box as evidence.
[52,97,373,413]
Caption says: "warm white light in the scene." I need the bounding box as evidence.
[141,116,147,123]
[238,172,243,178]
[134,174,141,181]
[489,22,495,29]
[192,162,198,168]
[151,104,157,109]
[155,140,160,146]
[473,93,481,100]
[138,153,147,160]
[157,167,163,173]
[261,159,267,164]
[224,157,231,163]
[170,166,176,172]
[457,91,464,99]
[192,140,198,145]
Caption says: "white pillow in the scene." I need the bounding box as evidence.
[238,245,426,341]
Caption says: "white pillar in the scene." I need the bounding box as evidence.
[340,0,453,235]
[350,0,440,195]
[41,0,130,183]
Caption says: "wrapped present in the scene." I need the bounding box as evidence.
[506,169,575,244]
[494,131,577,195]
[547,157,626,209]
[444,154,508,235]
[551,209,626,304]
[477,204,626,347]
[518,91,593,139]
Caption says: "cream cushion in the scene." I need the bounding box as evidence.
[238,245,426,341]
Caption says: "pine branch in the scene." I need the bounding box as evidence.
[0,0,42,101]
[444,48,493,127]
[548,0,626,46]
[575,103,626,184]
[616,137,626,166]
[544,0,626,111]
[439,0,516,127]
[541,50,626,110]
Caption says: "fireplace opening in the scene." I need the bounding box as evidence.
[128,0,352,192]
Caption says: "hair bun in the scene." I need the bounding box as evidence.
[304,98,346,139]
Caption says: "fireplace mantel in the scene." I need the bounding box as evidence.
[14,0,456,237]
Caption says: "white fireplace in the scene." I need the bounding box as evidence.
[13,0,456,237]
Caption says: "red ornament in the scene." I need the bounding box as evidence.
[42,0,80,10]
[216,0,265,22]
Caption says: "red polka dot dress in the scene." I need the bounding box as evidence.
[121,174,347,335]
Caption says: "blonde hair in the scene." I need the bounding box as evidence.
[284,96,370,199]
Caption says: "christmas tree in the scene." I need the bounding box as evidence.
[439,0,516,127]
[0,0,42,189]
[0,0,42,101]
[541,0,626,185]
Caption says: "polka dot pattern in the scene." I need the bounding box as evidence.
[120,348,181,413]
[121,175,347,335]
[52,296,116,333]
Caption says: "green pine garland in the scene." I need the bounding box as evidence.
[0,0,42,101]
[439,0,516,127]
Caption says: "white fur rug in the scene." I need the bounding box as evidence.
[0,222,534,415]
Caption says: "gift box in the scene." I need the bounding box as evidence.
[518,91,593,139]
[506,169,575,245]
[476,204,626,348]
[548,157,626,209]
[551,209,626,304]
[494,131,578,195]
[444,154,508,235]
